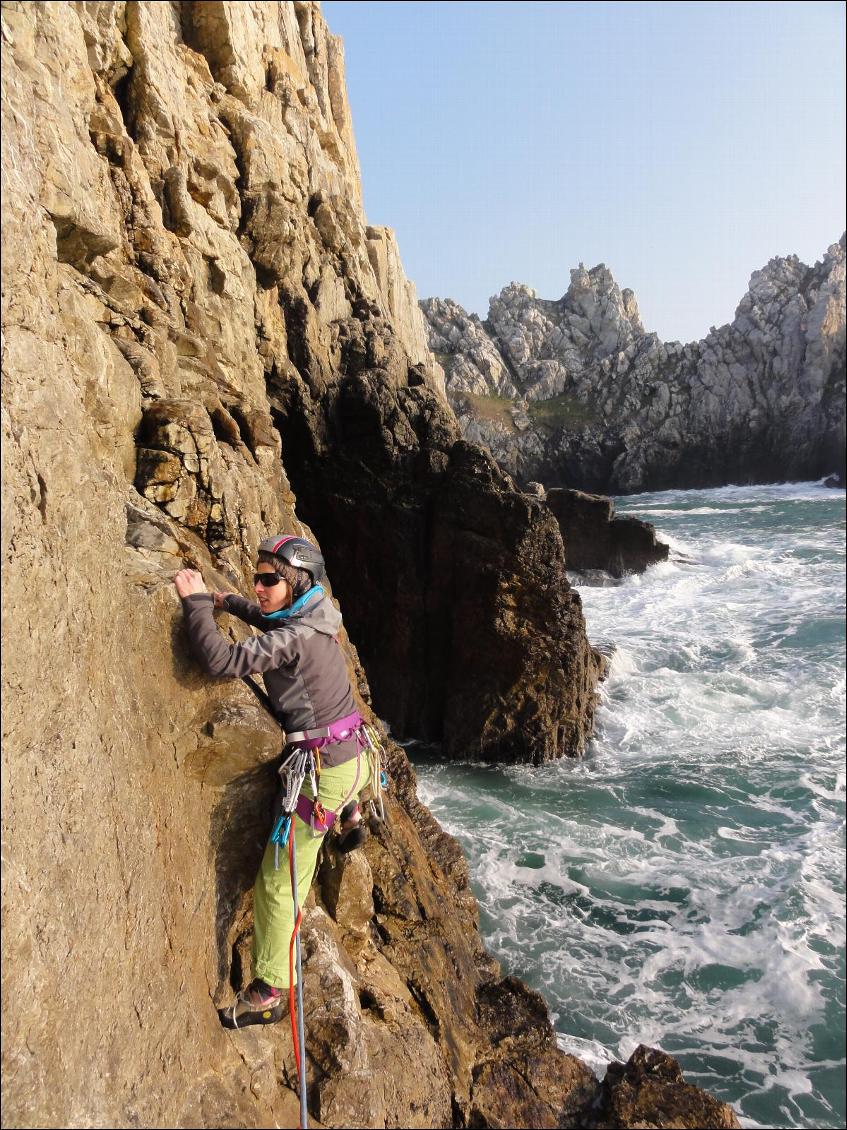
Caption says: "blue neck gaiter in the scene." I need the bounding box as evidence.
[262,584,324,621]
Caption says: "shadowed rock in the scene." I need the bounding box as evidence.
[546,488,669,576]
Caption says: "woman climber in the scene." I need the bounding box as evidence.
[174,535,372,1029]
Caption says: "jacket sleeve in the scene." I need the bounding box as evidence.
[181,593,300,678]
[221,593,266,629]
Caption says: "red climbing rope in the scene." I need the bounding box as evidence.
[288,832,305,1123]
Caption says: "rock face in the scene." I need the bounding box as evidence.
[546,488,669,577]
[422,245,847,493]
[2,4,741,1127]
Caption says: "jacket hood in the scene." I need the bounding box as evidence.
[263,588,342,638]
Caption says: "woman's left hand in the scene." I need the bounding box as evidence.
[174,568,208,598]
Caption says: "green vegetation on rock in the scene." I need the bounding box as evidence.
[462,393,518,431]
[527,393,597,430]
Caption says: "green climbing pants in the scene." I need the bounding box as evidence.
[252,744,371,989]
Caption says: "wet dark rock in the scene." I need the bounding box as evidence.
[587,1045,742,1129]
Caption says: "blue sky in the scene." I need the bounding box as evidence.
[321,1,845,344]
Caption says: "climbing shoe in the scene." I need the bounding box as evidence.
[337,823,368,854]
[337,800,368,854]
[218,979,286,1030]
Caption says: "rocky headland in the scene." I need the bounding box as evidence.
[3,3,737,1127]
[422,241,846,494]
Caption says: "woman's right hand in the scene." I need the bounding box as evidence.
[174,568,207,599]
[213,591,231,609]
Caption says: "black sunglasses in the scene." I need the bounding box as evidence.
[253,571,284,587]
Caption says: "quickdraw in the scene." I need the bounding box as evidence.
[361,723,388,822]
[312,801,328,829]
[270,745,311,869]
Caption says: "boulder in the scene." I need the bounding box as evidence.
[588,1045,742,1129]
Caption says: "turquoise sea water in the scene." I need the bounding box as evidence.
[412,481,846,1130]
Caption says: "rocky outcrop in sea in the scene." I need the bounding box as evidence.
[422,242,846,494]
[2,3,738,1127]
[546,488,669,576]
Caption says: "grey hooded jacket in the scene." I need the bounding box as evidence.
[180,590,355,734]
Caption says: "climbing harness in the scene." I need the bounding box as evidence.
[269,709,367,862]
[242,678,391,851]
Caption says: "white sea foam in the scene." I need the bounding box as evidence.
[555,1032,615,1075]
[660,532,696,557]
[607,645,639,678]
